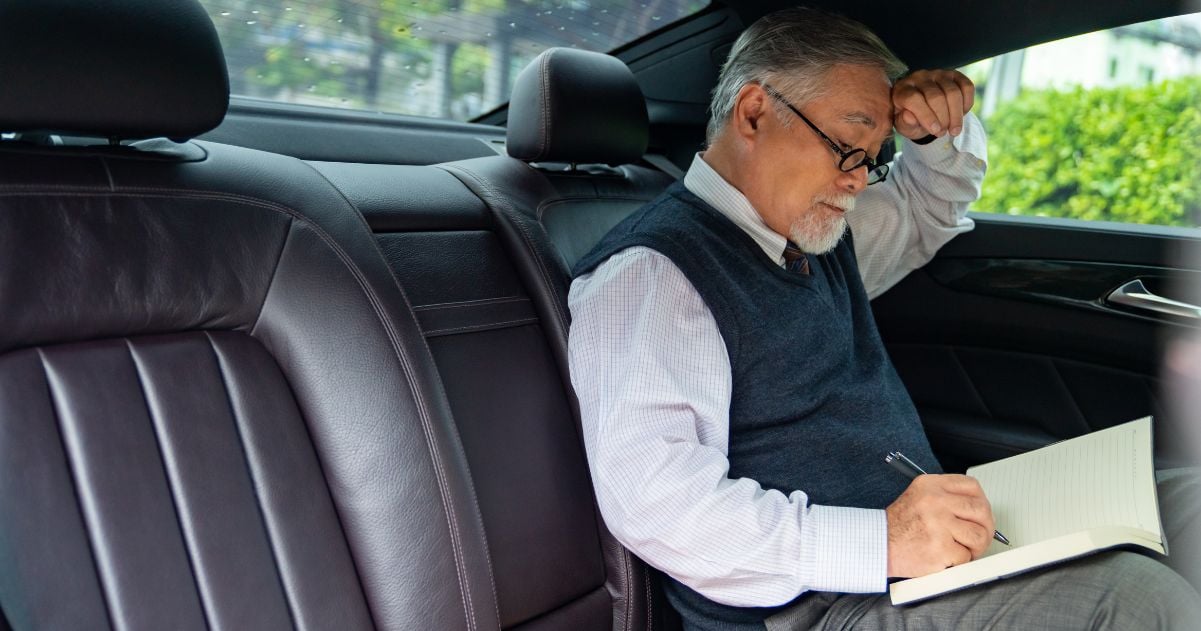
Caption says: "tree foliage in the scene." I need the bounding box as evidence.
[976,77,1201,227]
[204,0,706,119]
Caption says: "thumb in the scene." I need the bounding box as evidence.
[901,110,919,127]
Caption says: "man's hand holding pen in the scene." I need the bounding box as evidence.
[885,473,997,578]
[888,451,1010,547]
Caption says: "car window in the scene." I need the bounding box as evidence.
[197,0,709,122]
[960,13,1201,228]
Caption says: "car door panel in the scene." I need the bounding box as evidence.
[873,215,1199,472]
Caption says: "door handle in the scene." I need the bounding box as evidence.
[1106,279,1201,320]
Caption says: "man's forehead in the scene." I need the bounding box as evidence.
[819,64,892,106]
[808,76,892,129]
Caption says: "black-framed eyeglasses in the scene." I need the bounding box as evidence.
[763,84,891,185]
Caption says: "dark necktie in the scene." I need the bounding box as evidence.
[782,241,810,275]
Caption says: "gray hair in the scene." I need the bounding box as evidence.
[706,7,907,145]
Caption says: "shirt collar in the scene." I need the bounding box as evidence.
[682,152,788,266]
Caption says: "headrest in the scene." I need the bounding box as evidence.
[507,48,649,166]
[0,0,229,141]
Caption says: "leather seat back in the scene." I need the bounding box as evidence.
[0,2,497,629]
[311,159,623,629]
[429,48,679,630]
[309,57,675,619]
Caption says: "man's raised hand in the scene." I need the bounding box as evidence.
[892,69,976,140]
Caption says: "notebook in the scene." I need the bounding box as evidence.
[889,417,1163,605]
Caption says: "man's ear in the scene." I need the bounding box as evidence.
[732,83,770,139]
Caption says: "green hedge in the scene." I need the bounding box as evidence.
[974,77,1201,227]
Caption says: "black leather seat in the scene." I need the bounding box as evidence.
[309,49,675,630]
[438,48,681,630]
[311,161,620,629]
[0,2,497,629]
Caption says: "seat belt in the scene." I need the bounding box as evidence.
[642,153,684,180]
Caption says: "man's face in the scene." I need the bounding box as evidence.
[745,64,894,254]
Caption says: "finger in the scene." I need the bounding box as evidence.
[950,495,995,533]
[952,543,973,567]
[918,81,952,135]
[952,493,990,520]
[902,82,948,137]
[951,520,991,558]
[901,109,919,129]
[953,73,976,112]
[898,101,943,137]
[939,79,965,135]
[936,537,973,569]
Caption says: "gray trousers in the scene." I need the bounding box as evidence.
[765,469,1201,630]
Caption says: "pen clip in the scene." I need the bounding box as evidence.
[894,451,928,475]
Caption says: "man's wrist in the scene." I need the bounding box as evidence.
[910,133,938,145]
[899,113,987,167]
[799,505,889,594]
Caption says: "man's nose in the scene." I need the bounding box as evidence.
[837,167,869,195]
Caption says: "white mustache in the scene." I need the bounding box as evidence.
[814,194,855,214]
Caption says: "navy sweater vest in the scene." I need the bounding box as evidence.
[574,183,941,629]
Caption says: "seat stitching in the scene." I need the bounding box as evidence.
[300,159,504,629]
[250,216,294,337]
[436,167,640,631]
[305,158,505,629]
[412,296,529,311]
[622,546,633,631]
[436,169,570,331]
[429,167,574,625]
[293,161,490,628]
[34,348,119,630]
[5,186,483,630]
[123,338,217,629]
[202,332,304,629]
[508,211,569,328]
[539,51,552,160]
[645,561,654,631]
[423,317,539,337]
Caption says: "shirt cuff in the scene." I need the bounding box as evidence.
[901,112,988,167]
[799,505,888,594]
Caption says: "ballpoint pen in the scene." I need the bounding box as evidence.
[885,451,1011,546]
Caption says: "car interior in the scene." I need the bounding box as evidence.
[0,0,1197,629]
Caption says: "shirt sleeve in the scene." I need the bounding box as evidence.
[849,112,989,299]
[567,247,888,607]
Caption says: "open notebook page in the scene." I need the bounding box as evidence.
[967,417,1157,556]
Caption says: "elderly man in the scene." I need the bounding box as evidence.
[568,7,1201,631]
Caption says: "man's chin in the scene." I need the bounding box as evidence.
[790,218,847,255]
